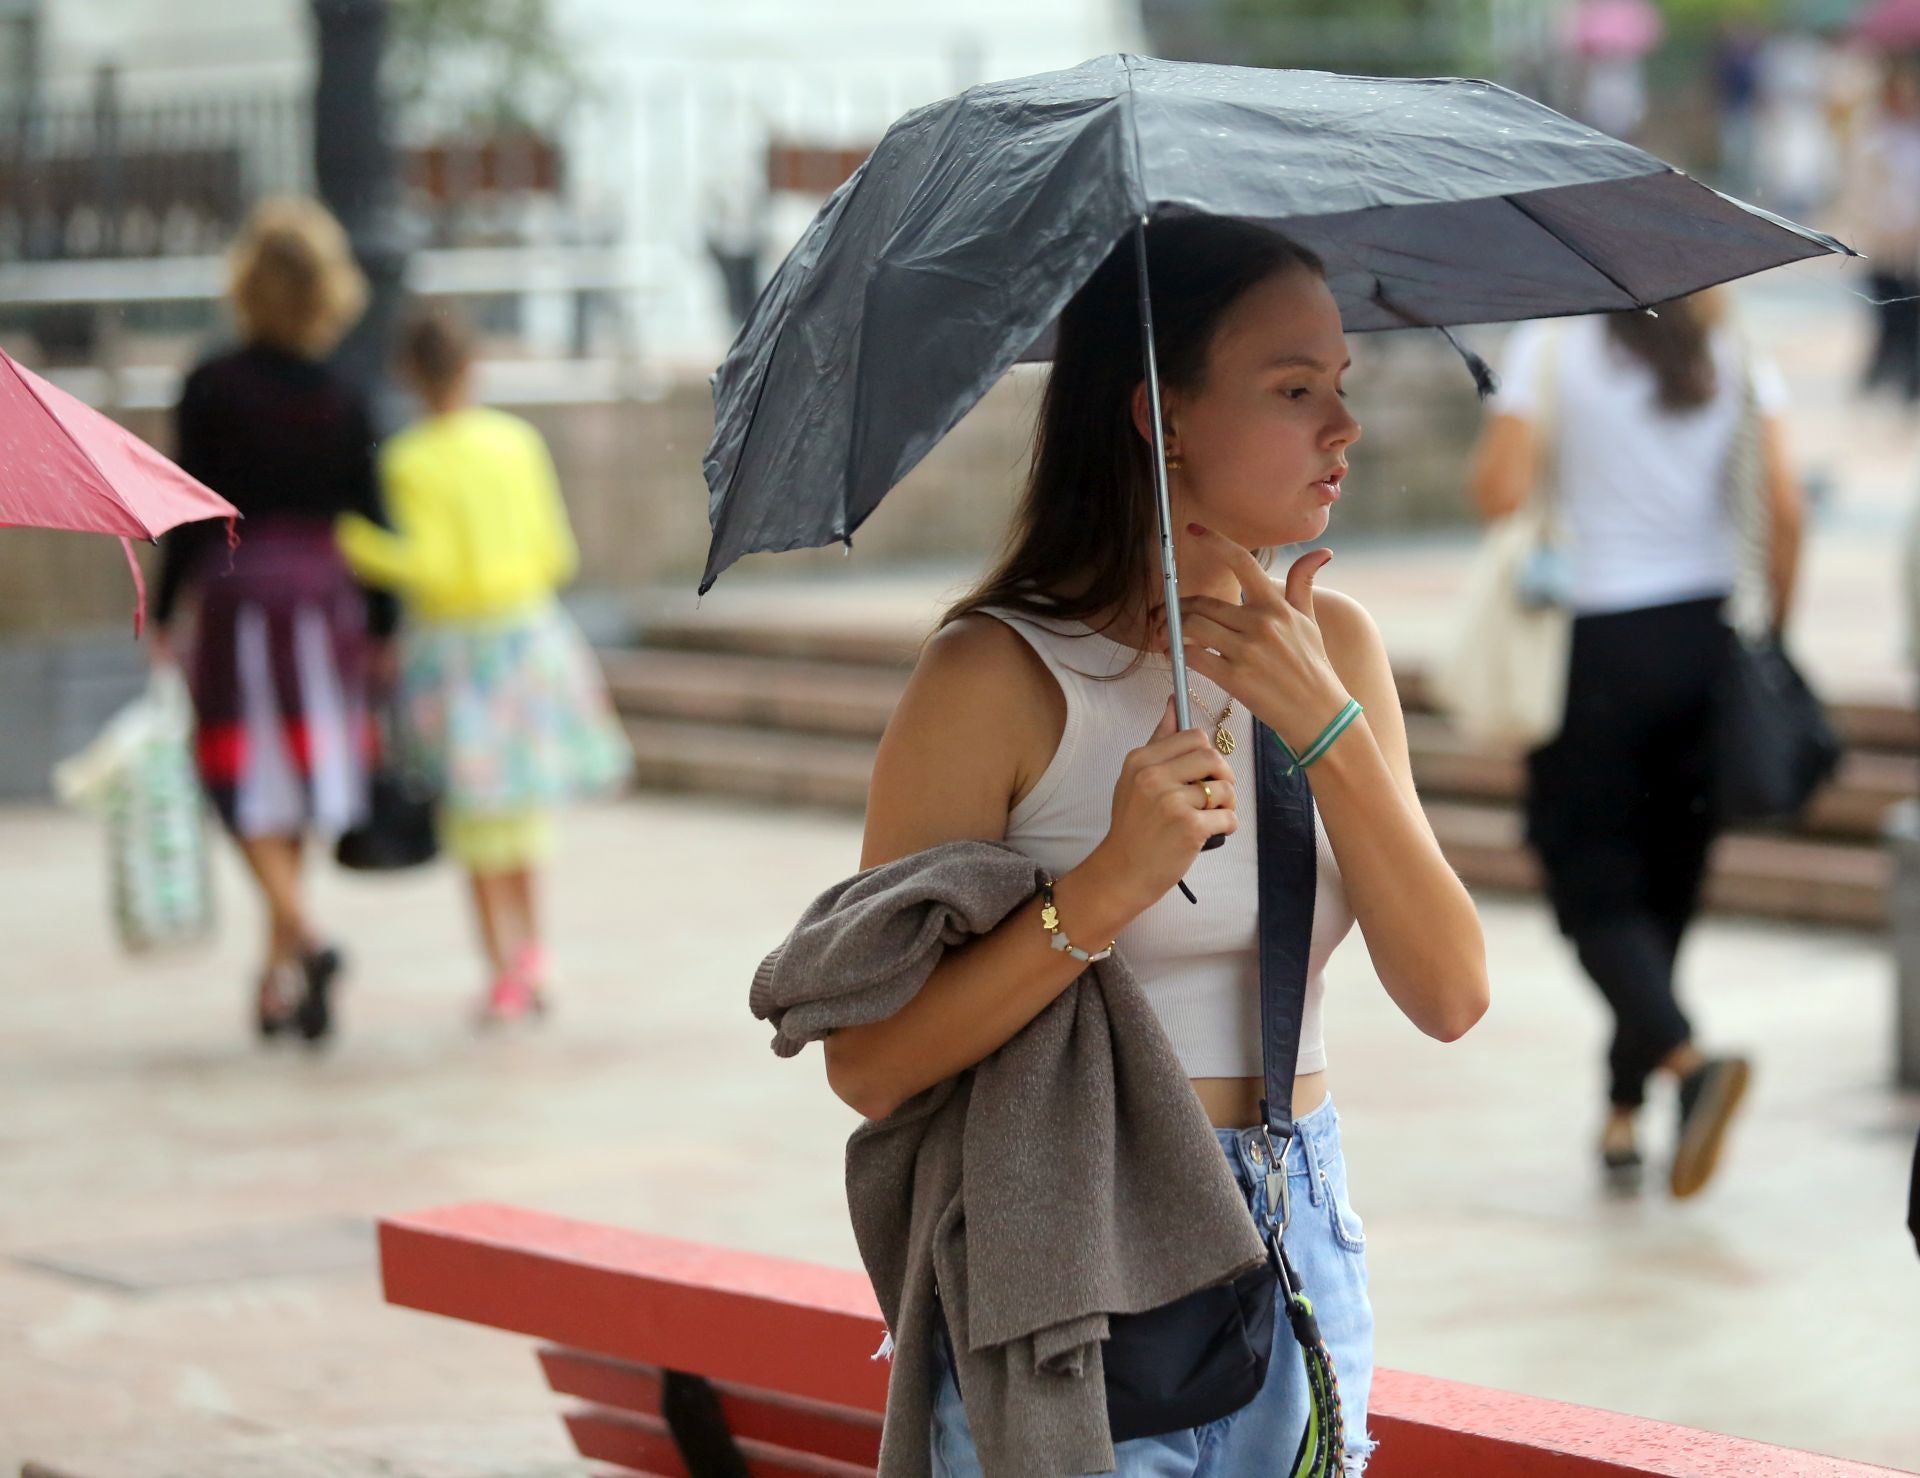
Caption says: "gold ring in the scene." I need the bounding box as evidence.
[1201,783,1214,809]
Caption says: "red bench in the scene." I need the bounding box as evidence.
[378,1203,1915,1478]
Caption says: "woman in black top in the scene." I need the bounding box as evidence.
[150,198,394,1044]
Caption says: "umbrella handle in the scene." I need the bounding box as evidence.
[1134,216,1196,736]
[1137,216,1225,906]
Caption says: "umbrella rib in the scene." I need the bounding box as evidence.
[1503,189,1647,308]
[1119,53,1149,217]
[0,352,144,539]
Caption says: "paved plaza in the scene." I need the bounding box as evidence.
[2,792,1917,1474]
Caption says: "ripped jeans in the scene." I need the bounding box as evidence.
[930,1094,1377,1476]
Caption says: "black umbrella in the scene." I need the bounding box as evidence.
[701,53,1848,741]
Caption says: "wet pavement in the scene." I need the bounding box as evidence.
[1,792,1917,1473]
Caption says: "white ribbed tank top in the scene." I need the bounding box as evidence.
[985,609,1354,1078]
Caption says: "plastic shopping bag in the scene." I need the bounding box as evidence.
[53,668,215,953]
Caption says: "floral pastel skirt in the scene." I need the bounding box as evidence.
[399,600,631,818]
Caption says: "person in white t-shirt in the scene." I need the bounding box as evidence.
[1467,292,1805,1199]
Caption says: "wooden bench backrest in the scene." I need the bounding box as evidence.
[379,1203,1915,1478]
[380,1202,886,1476]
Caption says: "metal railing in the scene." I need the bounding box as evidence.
[0,84,311,261]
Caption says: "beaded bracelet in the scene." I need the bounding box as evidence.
[1039,878,1113,963]
[1278,697,1364,774]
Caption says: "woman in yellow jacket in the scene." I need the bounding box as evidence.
[338,310,630,1021]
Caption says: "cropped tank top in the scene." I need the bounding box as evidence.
[986,609,1355,1078]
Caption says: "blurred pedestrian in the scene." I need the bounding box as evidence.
[1840,61,1920,401]
[1754,29,1841,222]
[149,197,392,1045]
[336,309,631,1024]
[1714,25,1765,196]
[1468,291,1805,1198]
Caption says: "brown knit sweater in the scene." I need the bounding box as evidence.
[750,840,1265,1478]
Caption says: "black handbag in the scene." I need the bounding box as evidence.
[1712,632,1841,828]
[335,706,439,872]
[1709,361,1842,831]
[1100,722,1343,1472]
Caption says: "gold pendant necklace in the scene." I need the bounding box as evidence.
[1186,687,1237,760]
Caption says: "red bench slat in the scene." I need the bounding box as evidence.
[379,1203,887,1413]
[538,1346,884,1467]
[561,1408,683,1477]
[1367,1371,1913,1478]
[538,1346,665,1414]
[379,1204,1918,1478]
[567,1406,876,1478]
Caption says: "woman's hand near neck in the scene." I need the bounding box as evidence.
[1099,523,1253,652]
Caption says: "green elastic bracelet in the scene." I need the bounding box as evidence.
[1282,698,1364,773]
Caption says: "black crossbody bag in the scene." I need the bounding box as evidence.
[1101,723,1345,1470]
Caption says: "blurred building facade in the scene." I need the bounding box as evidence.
[0,0,1141,378]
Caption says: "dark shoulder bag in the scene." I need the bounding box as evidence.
[1711,357,1842,827]
[1100,725,1346,1474]
[334,702,439,872]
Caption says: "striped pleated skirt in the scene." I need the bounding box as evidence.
[187,520,374,838]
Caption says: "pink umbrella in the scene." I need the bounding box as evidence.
[0,348,237,632]
[1856,0,1920,49]
[1573,0,1666,57]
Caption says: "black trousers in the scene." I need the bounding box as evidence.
[1526,598,1732,1109]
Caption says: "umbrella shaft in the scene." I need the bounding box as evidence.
[1134,216,1195,734]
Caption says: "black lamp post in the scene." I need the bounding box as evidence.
[310,0,409,427]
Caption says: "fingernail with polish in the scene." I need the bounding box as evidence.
[1186,522,1207,536]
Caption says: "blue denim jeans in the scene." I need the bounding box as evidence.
[930,1095,1377,1476]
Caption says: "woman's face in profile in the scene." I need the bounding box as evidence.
[1168,267,1362,550]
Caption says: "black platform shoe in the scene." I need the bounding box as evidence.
[294,944,344,1045]
[255,964,298,1041]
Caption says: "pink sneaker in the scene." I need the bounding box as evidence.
[476,945,550,1026]
[512,942,550,998]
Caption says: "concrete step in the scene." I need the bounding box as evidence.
[623,716,876,811]
[1424,802,1889,929]
[601,647,905,739]
[633,616,1920,753]
[606,644,1914,843]
[615,712,1890,927]
[637,615,921,669]
[1405,715,1915,843]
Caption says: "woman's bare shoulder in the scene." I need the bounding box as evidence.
[1311,585,1390,684]
[861,613,1064,866]
[1312,586,1382,651]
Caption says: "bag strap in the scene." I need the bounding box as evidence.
[1721,347,1772,640]
[1255,720,1318,1143]
[1255,720,1351,1475]
[1530,325,1564,538]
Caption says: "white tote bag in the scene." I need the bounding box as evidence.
[1434,330,1572,750]
[54,668,216,954]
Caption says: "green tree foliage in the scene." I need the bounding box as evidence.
[386,0,580,131]
[1219,0,1489,75]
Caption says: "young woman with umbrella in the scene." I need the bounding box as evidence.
[832,214,1488,1474]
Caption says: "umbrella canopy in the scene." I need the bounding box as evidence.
[0,348,236,541]
[701,55,1848,592]
[1855,0,1920,48]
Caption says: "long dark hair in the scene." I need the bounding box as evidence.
[942,216,1324,633]
[1605,294,1718,412]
